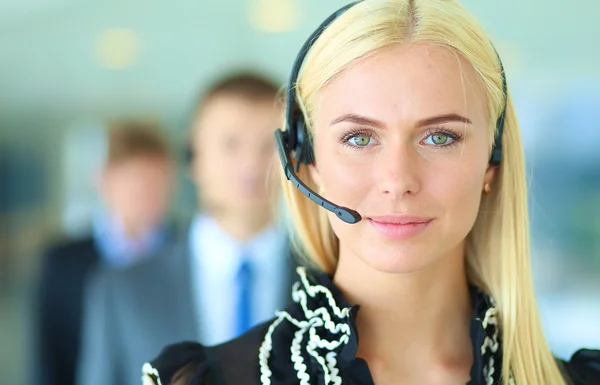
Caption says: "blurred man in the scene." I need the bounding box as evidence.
[77,73,297,385]
[32,123,175,385]
[94,124,175,268]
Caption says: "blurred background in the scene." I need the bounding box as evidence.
[0,0,599,384]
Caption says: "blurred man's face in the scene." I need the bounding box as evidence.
[101,156,174,233]
[190,94,280,215]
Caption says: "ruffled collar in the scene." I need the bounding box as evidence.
[258,267,511,385]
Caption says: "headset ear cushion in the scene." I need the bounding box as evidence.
[184,145,194,164]
[295,117,315,165]
[303,137,315,165]
[489,146,502,165]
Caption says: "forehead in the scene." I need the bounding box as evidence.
[195,94,279,135]
[108,155,170,172]
[316,43,487,126]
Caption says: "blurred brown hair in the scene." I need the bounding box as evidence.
[193,72,280,116]
[106,121,172,166]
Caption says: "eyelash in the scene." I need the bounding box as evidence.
[338,126,464,150]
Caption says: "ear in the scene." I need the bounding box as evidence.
[93,170,103,189]
[96,167,117,204]
[484,164,497,186]
[95,167,110,192]
[186,156,200,185]
[308,163,322,190]
[186,118,203,184]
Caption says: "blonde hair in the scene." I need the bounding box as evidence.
[280,1,567,384]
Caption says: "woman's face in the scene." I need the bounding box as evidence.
[309,43,495,274]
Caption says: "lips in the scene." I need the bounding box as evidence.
[367,215,433,239]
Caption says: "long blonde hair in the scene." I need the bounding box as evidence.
[280,0,567,384]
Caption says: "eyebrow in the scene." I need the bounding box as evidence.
[330,113,385,127]
[330,113,472,128]
[417,113,472,127]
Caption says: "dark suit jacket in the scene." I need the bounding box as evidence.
[76,227,298,385]
[32,237,101,385]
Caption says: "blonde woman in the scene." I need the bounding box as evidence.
[142,1,599,384]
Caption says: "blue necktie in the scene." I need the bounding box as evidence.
[235,254,253,336]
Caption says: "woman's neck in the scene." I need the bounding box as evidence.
[333,244,473,384]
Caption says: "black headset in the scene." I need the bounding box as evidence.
[275,1,507,224]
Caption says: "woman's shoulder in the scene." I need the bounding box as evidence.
[142,341,210,385]
[142,321,272,385]
[560,348,600,384]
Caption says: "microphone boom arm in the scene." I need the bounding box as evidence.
[275,129,362,224]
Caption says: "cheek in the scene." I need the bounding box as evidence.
[427,161,486,234]
[314,145,373,207]
[197,150,226,183]
[144,181,171,205]
[432,163,482,198]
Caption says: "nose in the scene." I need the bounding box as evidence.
[375,142,421,199]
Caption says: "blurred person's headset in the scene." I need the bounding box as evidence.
[274,1,507,224]
[184,144,194,165]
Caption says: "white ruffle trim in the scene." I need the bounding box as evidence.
[258,267,352,385]
[259,267,514,385]
[141,362,163,385]
[480,303,514,384]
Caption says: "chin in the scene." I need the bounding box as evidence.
[235,200,270,213]
[362,255,435,275]
[356,242,441,275]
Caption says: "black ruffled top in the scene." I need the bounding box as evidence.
[142,268,600,385]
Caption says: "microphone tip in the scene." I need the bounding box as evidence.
[335,209,362,224]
